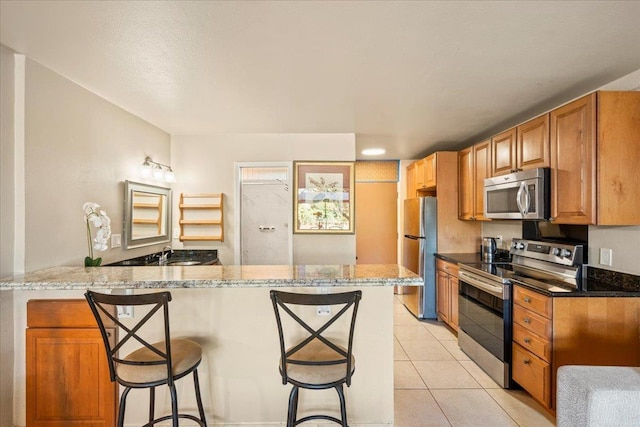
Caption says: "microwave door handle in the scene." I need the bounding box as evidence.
[523,183,531,216]
[516,182,527,217]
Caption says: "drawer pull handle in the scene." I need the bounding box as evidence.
[523,359,531,365]
[523,318,531,324]
[524,338,531,344]
[523,297,531,303]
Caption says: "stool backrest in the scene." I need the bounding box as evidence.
[85,290,174,385]
[270,290,362,386]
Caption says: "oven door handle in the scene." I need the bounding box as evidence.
[459,270,505,299]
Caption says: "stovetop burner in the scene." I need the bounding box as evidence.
[459,238,585,293]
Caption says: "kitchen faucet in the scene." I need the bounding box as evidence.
[160,246,174,264]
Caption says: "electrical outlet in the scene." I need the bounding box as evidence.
[116,289,134,318]
[111,234,121,248]
[317,286,331,316]
[495,235,503,248]
[599,248,613,266]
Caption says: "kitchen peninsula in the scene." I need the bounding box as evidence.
[1,264,420,426]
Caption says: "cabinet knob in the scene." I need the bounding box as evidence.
[523,318,531,324]
[523,296,531,303]
[523,359,531,365]
[524,338,531,344]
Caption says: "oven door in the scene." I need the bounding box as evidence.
[457,271,511,362]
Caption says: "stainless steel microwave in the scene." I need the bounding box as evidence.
[484,168,550,220]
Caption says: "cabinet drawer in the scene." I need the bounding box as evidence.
[436,259,459,276]
[513,322,551,362]
[27,299,114,328]
[512,343,551,408]
[513,286,552,318]
[513,304,552,340]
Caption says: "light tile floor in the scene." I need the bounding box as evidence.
[393,296,556,427]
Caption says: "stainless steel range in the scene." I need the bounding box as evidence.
[457,238,584,388]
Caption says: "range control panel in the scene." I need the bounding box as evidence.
[510,239,584,267]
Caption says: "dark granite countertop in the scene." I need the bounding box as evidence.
[513,267,640,298]
[435,253,483,264]
[107,249,219,267]
[435,250,511,265]
[436,253,640,298]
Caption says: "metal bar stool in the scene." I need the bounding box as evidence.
[270,289,362,427]
[85,290,207,427]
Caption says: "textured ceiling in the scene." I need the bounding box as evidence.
[1,1,640,159]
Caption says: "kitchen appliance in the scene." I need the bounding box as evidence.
[484,167,550,220]
[401,197,437,319]
[482,237,497,262]
[457,238,584,388]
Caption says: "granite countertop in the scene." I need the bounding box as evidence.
[0,264,422,291]
[436,253,640,297]
[436,253,484,264]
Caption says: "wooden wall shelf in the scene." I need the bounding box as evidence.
[179,193,224,242]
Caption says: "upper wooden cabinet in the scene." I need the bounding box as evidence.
[492,115,550,177]
[406,161,417,198]
[517,114,550,170]
[415,158,425,189]
[407,153,440,195]
[551,91,640,225]
[491,128,517,176]
[596,91,640,225]
[459,139,491,221]
[413,153,437,192]
[550,94,596,224]
[423,153,437,188]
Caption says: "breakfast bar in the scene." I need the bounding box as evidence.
[1,264,420,426]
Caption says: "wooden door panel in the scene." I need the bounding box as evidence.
[550,94,596,224]
[355,182,398,264]
[27,328,116,427]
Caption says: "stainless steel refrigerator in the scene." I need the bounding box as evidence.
[401,197,437,319]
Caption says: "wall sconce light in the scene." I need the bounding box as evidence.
[140,156,176,183]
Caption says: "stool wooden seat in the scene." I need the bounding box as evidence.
[270,290,362,427]
[85,290,207,427]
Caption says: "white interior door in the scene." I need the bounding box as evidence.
[240,166,291,265]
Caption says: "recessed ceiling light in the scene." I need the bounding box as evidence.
[361,148,386,156]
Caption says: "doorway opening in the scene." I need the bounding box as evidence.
[235,163,293,265]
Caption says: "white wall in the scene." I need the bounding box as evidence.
[23,58,172,271]
[170,133,357,265]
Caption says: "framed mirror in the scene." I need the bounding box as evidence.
[124,180,172,249]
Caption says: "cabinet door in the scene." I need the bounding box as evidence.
[550,94,596,224]
[423,154,436,189]
[512,343,551,408]
[473,140,491,221]
[406,162,417,198]
[491,128,517,176]
[26,328,117,427]
[458,147,473,220]
[597,91,640,225]
[449,276,459,331]
[517,114,550,170]
[436,270,450,323]
[415,159,425,189]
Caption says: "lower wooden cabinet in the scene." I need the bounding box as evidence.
[512,285,640,412]
[512,342,551,408]
[26,299,117,427]
[436,259,459,331]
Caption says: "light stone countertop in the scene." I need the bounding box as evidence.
[0,264,422,290]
